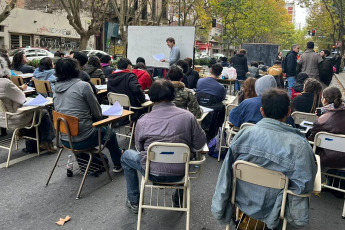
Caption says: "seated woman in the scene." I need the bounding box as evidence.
[33,57,56,91]
[291,78,322,113]
[309,87,345,168]
[53,58,123,173]
[0,56,56,153]
[84,56,106,84]
[12,52,35,74]
[132,62,152,91]
[167,66,202,118]
[236,77,257,104]
[100,55,115,78]
[291,72,309,100]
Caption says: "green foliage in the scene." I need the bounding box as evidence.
[194,58,210,66]
[27,59,40,68]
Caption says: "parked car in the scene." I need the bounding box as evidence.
[9,47,54,62]
[212,53,225,60]
[80,50,112,59]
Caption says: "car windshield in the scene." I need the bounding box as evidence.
[9,49,23,56]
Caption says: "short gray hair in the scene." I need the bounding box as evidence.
[291,44,299,50]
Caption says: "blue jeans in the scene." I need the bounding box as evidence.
[61,126,122,166]
[235,76,245,92]
[286,76,296,97]
[121,149,184,204]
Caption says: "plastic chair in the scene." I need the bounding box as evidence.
[10,76,24,87]
[137,142,206,230]
[90,78,101,85]
[291,111,317,126]
[107,92,145,149]
[46,111,112,199]
[228,160,311,230]
[0,99,43,168]
[313,131,345,218]
[218,104,238,161]
[33,79,52,95]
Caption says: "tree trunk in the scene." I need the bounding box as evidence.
[79,35,90,50]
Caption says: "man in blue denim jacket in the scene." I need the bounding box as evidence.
[212,88,316,229]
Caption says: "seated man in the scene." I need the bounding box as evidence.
[212,88,317,229]
[121,79,206,213]
[229,75,276,127]
[267,60,284,88]
[167,66,202,118]
[107,58,146,120]
[53,58,123,173]
[196,63,226,140]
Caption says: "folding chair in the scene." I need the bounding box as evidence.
[90,78,101,85]
[218,104,238,161]
[10,76,24,87]
[46,111,112,199]
[137,142,206,230]
[107,92,145,149]
[291,111,317,126]
[0,99,43,168]
[227,160,311,230]
[33,79,53,95]
[313,131,345,218]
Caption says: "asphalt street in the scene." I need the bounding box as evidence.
[1,74,345,230]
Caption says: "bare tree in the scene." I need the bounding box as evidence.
[59,0,111,50]
[0,0,17,23]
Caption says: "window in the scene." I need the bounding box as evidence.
[0,26,4,32]
[37,49,48,56]
[25,49,36,57]
[10,35,20,49]
[22,36,31,47]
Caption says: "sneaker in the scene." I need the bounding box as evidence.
[113,165,123,173]
[126,199,139,214]
[39,142,57,153]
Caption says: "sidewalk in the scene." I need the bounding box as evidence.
[334,72,345,98]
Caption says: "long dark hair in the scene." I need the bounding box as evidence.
[303,78,322,113]
[39,57,53,72]
[13,52,25,69]
[88,56,102,69]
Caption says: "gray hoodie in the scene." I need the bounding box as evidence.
[53,78,102,142]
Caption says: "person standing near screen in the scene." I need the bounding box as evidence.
[161,37,180,66]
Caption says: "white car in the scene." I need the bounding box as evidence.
[9,48,54,62]
[80,50,112,58]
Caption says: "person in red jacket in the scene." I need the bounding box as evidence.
[132,62,152,90]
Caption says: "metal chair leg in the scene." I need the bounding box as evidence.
[46,148,64,185]
[137,178,146,230]
[6,128,19,168]
[218,125,225,162]
[35,126,40,156]
[76,152,93,199]
[128,121,136,149]
[186,182,191,230]
[98,152,112,182]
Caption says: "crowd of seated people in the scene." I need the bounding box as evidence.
[1,44,345,230]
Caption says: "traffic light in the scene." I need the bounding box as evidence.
[308,30,311,36]
[312,29,315,36]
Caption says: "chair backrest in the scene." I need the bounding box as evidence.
[144,142,190,183]
[33,79,52,94]
[107,92,131,107]
[291,111,317,125]
[313,131,345,153]
[0,98,7,112]
[240,122,255,130]
[231,160,288,205]
[90,78,101,85]
[10,76,24,87]
[52,110,79,137]
[225,103,238,122]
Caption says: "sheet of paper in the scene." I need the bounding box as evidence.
[145,94,150,101]
[200,106,214,113]
[95,85,107,90]
[153,53,165,61]
[17,73,34,78]
[23,94,49,106]
[300,120,313,128]
[24,86,35,92]
[101,101,123,116]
